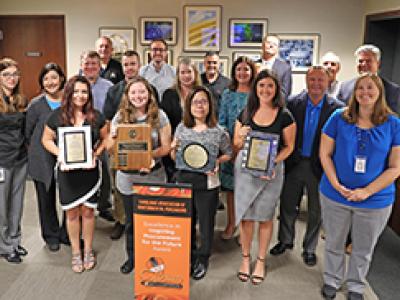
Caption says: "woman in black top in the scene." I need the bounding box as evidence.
[25,63,68,251]
[0,58,28,264]
[234,70,296,284]
[42,75,108,273]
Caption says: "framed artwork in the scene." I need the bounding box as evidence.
[139,17,177,45]
[275,33,320,73]
[143,48,173,65]
[183,5,222,52]
[229,18,268,48]
[179,56,229,77]
[232,51,262,63]
[99,27,136,58]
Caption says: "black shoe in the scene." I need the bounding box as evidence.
[191,261,207,280]
[321,284,337,299]
[47,243,60,252]
[98,210,115,222]
[2,251,22,264]
[59,237,71,246]
[347,291,364,300]
[269,242,293,256]
[110,222,125,240]
[217,201,225,210]
[120,259,134,274]
[302,251,317,266]
[16,245,28,256]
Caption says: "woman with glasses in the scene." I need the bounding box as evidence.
[0,58,28,264]
[320,73,400,300]
[171,86,232,280]
[25,63,69,252]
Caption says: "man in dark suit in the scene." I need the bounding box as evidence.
[337,44,400,114]
[257,35,292,99]
[270,66,344,266]
[96,36,124,84]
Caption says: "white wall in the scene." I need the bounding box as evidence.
[1,0,366,94]
[365,0,400,14]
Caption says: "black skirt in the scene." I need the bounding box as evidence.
[57,164,101,210]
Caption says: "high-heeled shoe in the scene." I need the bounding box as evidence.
[251,257,266,285]
[220,226,238,240]
[237,253,251,282]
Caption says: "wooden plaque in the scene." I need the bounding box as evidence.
[113,124,152,171]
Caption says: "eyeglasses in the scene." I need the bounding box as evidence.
[0,72,20,79]
[192,99,209,106]
[151,48,166,53]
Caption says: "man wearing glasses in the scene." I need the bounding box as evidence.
[139,39,176,101]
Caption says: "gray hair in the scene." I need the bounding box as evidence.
[355,44,381,62]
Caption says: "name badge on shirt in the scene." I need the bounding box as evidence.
[0,168,4,182]
[354,156,367,173]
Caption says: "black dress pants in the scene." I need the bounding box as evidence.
[34,180,68,245]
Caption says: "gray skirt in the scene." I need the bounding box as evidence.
[234,150,284,224]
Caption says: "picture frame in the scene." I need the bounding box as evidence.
[99,27,136,58]
[143,48,173,65]
[179,56,229,77]
[139,17,177,45]
[229,18,268,48]
[183,5,222,52]
[275,33,320,73]
[232,51,262,63]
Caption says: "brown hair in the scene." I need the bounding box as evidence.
[0,58,27,112]
[118,77,160,128]
[342,73,393,125]
[183,86,217,128]
[173,57,201,98]
[61,75,96,125]
[228,56,257,91]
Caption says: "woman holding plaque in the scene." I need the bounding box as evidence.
[319,74,400,300]
[42,75,108,273]
[109,77,171,274]
[234,70,296,284]
[218,56,256,240]
[160,57,201,181]
[171,86,232,280]
[0,58,28,264]
[25,63,69,252]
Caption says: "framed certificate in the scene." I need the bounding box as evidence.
[175,141,218,173]
[58,126,93,169]
[241,131,279,177]
[113,124,152,170]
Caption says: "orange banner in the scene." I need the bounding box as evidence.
[134,184,192,300]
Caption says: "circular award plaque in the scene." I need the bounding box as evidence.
[182,143,209,169]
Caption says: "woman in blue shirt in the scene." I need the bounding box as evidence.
[319,73,400,300]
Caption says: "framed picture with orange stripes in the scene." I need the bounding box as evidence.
[183,5,222,52]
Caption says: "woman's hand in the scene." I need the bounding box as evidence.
[171,138,180,151]
[238,125,251,139]
[347,188,372,202]
[206,159,220,176]
[138,159,155,175]
[334,183,352,199]
[260,169,276,181]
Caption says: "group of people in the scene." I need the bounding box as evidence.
[0,34,399,300]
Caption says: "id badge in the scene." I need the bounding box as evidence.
[0,168,4,183]
[354,156,367,173]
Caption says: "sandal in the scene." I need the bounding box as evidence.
[72,252,83,273]
[251,257,266,285]
[83,250,96,270]
[237,253,251,282]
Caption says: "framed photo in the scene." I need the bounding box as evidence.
[179,56,229,77]
[183,5,222,52]
[139,17,177,45]
[99,27,136,58]
[275,33,320,73]
[58,126,92,170]
[233,51,262,63]
[229,18,268,48]
[143,48,173,65]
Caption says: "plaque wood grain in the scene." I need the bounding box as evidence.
[113,124,153,170]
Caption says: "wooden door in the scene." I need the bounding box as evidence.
[0,15,66,100]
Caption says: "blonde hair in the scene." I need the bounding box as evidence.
[0,58,27,112]
[342,73,393,125]
[118,77,160,128]
[173,57,201,98]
